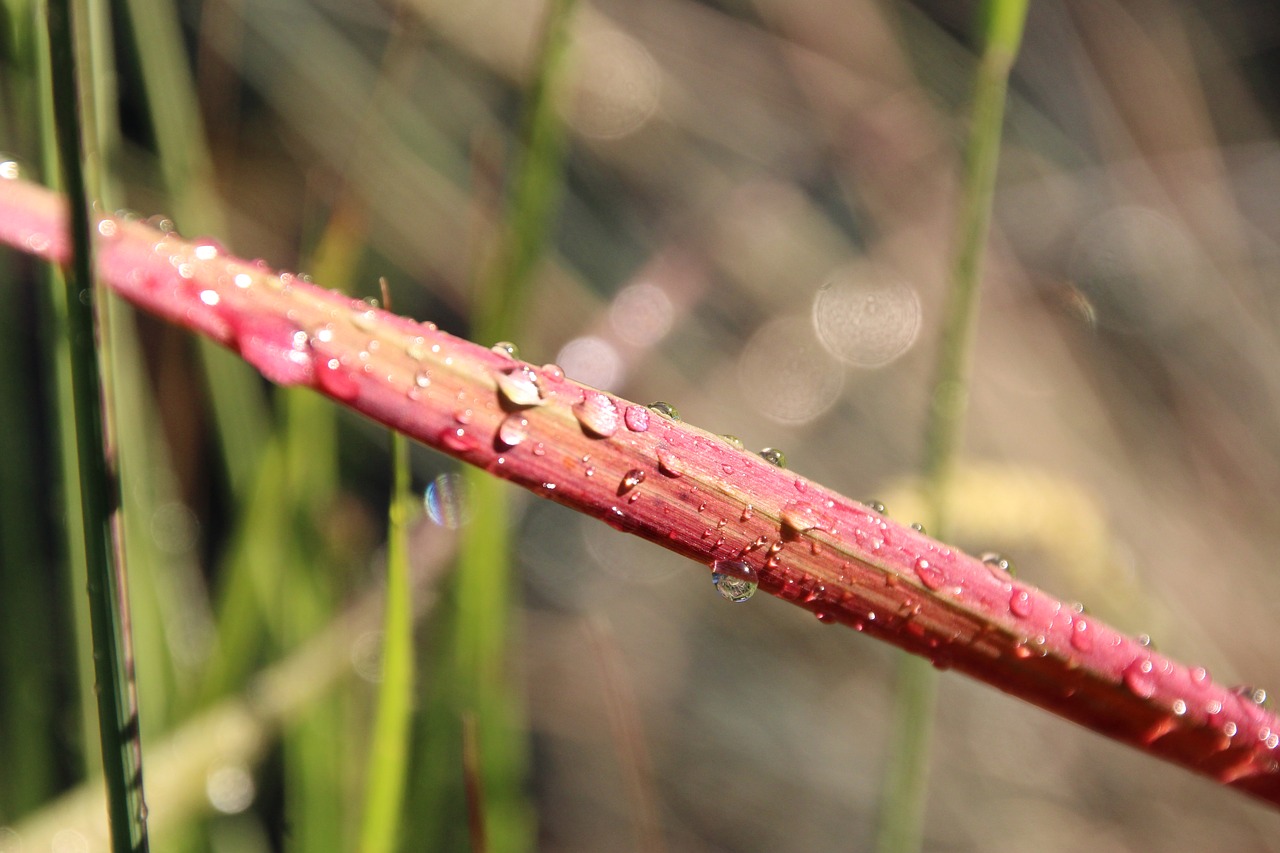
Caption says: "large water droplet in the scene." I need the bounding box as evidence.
[647,401,679,420]
[496,365,544,407]
[424,473,469,528]
[234,316,315,386]
[759,447,786,468]
[1070,618,1093,652]
[618,468,646,494]
[574,391,620,437]
[1123,658,1157,699]
[497,413,530,448]
[491,341,520,359]
[711,560,758,603]
[624,405,650,432]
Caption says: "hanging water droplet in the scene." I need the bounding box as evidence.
[981,552,1015,576]
[863,500,887,514]
[720,434,745,450]
[910,522,926,534]
[574,391,620,437]
[710,560,757,603]
[424,473,469,528]
[495,365,544,407]
[647,401,680,420]
[759,447,786,468]
[618,468,646,494]
[491,341,520,359]
[497,413,530,448]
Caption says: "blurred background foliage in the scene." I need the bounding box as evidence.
[3,0,1280,850]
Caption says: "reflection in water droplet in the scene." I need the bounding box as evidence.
[711,560,758,603]
[491,341,520,359]
[812,266,921,367]
[619,469,646,494]
[497,413,530,448]
[574,391,620,437]
[647,401,680,420]
[759,447,786,468]
[424,473,469,528]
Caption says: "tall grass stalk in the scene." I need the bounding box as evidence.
[44,0,151,848]
[877,2,1029,851]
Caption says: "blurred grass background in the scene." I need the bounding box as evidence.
[4,0,1280,850]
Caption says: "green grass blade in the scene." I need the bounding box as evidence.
[358,432,416,853]
[44,0,150,848]
[877,3,1029,852]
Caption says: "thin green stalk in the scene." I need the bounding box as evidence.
[358,433,416,853]
[877,3,1028,852]
[414,1,576,849]
[44,0,150,849]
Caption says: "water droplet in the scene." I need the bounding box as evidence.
[574,391,620,437]
[352,308,377,331]
[1137,633,1154,648]
[97,218,118,238]
[780,501,821,539]
[1172,698,1187,716]
[1190,666,1209,685]
[495,365,544,407]
[1123,658,1157,699]
[720,434,745,450]
[710,560,758,603]
[1071,618,1093,652]
[913,558,947,591]
[316,357,360,401]
[624,405,650,432]
[910,522,926,534]
[814,610,838,624]
[414,370,431,389]
[541,363,565,379]
[147,214,177,233]
[794,478,808,492]
[981,552,1015,576]
[233,316,315,386]
[0,156,20,179]
[864,500,887,514]
[647,401,680,420]
[741,504,754,521]
[618,469,645,494]
[234,272,253,289]
[497,413,530,448]
[491,341,520,359]
[439,426,479,454]
[424,473,469,528]
[1009,587,1033,618]
[1233,685,1270,708]
[656,446,684,477]
[193,239,223,261]
[759,447,787,468]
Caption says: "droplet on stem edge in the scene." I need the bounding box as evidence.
[710,560,757,603]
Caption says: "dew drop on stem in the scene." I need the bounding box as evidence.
[647,401,680,420]
[497,413,530,448]
[618,469,645,495]
[574,391,620,437]
[759,447,786,468]
[981,552,1015,577]
[720,434,745,450]
[864,500,887,514]
[496,365,544,407]
[910,522,926,534]
[624,405,650,432]
[710,560,757,603]
[491,341,520,359]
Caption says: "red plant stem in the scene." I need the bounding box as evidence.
[4,174,1279,809]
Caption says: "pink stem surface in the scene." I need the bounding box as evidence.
[3,174,1278,809]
